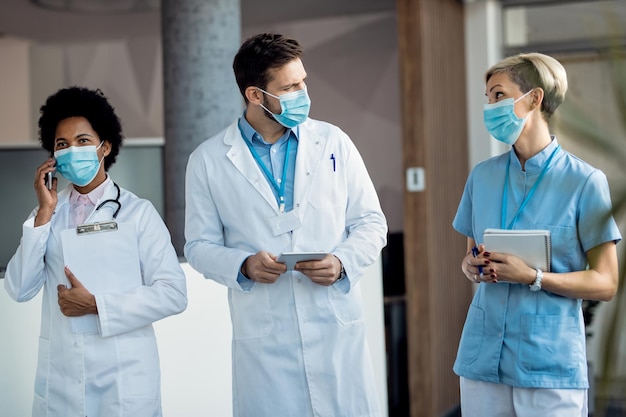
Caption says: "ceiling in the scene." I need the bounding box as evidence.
[0,0,394,43]
[2,0,624,54]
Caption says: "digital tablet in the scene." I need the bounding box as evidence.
[276,252,328,270]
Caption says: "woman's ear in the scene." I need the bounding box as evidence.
[530,88,544,110]
[102,140,112,157]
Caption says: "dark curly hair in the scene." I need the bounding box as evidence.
[233,33,303,103]
[38,86,123,170]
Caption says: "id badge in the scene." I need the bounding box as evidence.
[267,210,302,236]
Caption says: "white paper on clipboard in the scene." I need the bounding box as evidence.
[61,222,142,334]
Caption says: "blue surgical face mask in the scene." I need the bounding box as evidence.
[54,142,104,187]
[483,89,534,145]
[258,87,311,128]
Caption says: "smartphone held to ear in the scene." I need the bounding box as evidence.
[46,172,53,190]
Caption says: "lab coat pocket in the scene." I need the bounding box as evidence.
[32,395,46,417]
[122,398,161,417]
[328,284,364,325]
[230,284,274,339]
[33,337,50,400]
[518,314,579,377]
[456,304,484,366]
[117,332,161,399]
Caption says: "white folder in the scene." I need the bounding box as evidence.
[483,228,551,272]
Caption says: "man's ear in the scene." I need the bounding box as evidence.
[245,86,263,105]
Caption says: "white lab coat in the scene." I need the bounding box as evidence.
[5,179,187,417]
[184,119,388,417]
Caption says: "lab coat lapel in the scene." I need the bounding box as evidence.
[224,123,281,212]
[294,123,325,206]
[49,186,72,246]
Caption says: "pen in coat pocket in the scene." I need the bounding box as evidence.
[330,153,336,172]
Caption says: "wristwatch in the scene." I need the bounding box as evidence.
[529,268,543,291]
[337,265,346,281]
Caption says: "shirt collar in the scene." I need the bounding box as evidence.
[69,175,111,205]
[510,136,560,173]
[238,111,300,145]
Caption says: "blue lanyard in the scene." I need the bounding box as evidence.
[501,145,560,229]
[239,126,291,213]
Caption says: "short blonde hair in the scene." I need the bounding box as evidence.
[486,52,568,121]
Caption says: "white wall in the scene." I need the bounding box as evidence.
[463,0,505,170]
[0,260,388,417]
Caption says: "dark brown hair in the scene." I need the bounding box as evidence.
[233,33,303,102]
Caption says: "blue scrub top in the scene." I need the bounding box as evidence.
[452,138,621,389]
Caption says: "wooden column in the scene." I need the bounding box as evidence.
[396,0,473,416]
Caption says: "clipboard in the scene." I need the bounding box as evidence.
[483,228,551,272]
[61,222,142,333]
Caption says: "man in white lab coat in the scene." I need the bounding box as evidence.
[184,33,388,417]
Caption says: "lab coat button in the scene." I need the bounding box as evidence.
[297,279,301,283]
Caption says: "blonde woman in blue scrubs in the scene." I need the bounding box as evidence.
[453,53,621,416]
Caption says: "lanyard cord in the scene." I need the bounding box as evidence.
[501,145,560,229]
[239,126,291,213]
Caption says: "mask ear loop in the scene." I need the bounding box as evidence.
[256,87,279,100]
[513,88,537,121]
[256,88,283,116]
[96,140,110,168]
[514,89,534,104]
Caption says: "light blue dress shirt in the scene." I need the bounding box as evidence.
[452,138,621,389]
[236,114,299,290]
[238,114,298,212]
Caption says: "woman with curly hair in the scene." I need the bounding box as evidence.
[4,86,187,417]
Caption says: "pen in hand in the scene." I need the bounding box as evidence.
[471,246,483,278]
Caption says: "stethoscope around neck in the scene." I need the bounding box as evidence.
[82,182,121,223]
[95,182,121,218]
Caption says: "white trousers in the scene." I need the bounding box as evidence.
[460,377,588,417]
